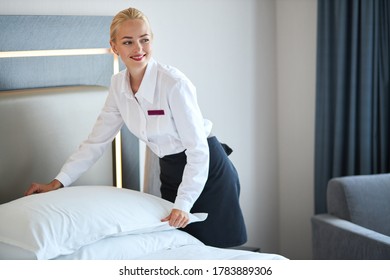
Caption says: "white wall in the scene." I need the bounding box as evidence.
[276,0,317,259]
[0,0,317,259]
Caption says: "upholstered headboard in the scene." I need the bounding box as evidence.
[0,15,140,204]
[0,86,112,204]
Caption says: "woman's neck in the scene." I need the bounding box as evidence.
[129,67,147,94]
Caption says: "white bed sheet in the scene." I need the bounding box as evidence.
[137,245,286,260]
[54,229,286,260]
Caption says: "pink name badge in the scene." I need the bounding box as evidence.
[147,110,165,116]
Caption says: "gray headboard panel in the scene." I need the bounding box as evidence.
[0,15,140,203]
[0,15,114,90]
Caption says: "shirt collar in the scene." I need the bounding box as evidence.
[133,58,157,104]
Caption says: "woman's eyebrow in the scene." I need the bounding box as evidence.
[121,34,150,40]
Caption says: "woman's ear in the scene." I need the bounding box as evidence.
[110,41,118,55]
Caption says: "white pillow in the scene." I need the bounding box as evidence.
[0,186,207,260]
[54,229,203,260]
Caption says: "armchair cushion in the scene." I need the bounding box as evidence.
[312,214,390,259]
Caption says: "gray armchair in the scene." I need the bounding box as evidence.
[311,174,390,259]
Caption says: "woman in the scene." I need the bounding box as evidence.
[25,7,247,248]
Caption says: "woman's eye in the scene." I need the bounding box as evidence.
[141,38,150,43]
[123,41,132,45]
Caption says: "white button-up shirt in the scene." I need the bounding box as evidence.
[56,58,213,212]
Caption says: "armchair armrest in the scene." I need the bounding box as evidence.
[311,214,390,259]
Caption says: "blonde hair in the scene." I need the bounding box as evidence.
[110,7,152,42]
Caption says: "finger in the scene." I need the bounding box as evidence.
[181,218,189,228]
[169,216,178,227]
[161,214,171,222]
[172,215,187,228]
[25,184,38,196]
[165,209,189,227]
[176,219,185,228]
[168,214,180,227]
[180,217,190,228]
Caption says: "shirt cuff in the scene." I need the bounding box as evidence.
[55,172,73,187]
[173,198,193,213]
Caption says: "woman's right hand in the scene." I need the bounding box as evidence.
[25,179,63,196]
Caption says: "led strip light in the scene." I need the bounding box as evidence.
[0,48,123,188]
[0,48,112,58]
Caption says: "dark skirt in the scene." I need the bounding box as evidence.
[159,136,247,248]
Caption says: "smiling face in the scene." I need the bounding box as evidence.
[110,19,153,73]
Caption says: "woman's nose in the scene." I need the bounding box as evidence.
[133,42,142,52]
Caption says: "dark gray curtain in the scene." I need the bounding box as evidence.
[315,0,390,214]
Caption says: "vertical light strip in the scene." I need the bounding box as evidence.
[113,53,123,188]
[139,140,146,192]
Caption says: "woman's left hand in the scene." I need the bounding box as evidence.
[161,209,189,228]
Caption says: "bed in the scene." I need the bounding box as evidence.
[0,185,285,260]
[0,15,286,261]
